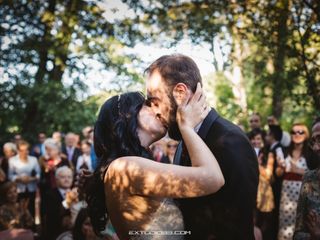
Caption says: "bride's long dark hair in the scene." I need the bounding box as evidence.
[85,92,152,235]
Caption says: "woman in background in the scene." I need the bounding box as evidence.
[277,123,310,240]
[160,139,179,164]
[76,141,93,173]
[39,138,72,233]
[0,142,17,183]
[166,140,178,164]
[8,140,40,218]
[57,208,104,240]
[248,128,274,240]
[294,118,320,239]
[0,181,33,231]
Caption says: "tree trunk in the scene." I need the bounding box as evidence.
[297,10,320,113]
[50,0,80,82]
[300,36,320,112]
[21,0,57,135]
[271,0,290,119]
[223,22,248,114]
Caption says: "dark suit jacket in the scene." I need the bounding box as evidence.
[174,109,259,240]
[270,142,285,208]
[268,142,285,239]
[61,146,82,168]
[45,188,71,240]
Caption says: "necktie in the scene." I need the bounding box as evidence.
[67,147,73,161]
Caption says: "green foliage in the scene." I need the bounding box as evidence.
[0,0,142,142]
[213,72,243,123]
[1,0,319,144]
[124,0,320,127]
[0,78,98,142]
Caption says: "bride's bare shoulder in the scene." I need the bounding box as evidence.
[105,156,149,182]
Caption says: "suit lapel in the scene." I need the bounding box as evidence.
[173,142,183,165]
[173,109,219,166]
[198,108,219,140]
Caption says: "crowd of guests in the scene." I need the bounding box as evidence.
[246,113,320,240]
[0,127,178,240]
[0,115,319,240]
[0,127,99,239]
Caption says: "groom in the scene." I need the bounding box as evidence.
[145,54,259,240]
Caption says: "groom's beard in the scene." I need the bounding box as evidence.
[168,121,182,141]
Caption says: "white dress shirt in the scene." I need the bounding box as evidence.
[58,187,71,209]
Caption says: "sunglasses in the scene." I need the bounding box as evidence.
[309,136,320,148]
[291,130,305,135]
[167,144,178,148]
[250,119,259,123]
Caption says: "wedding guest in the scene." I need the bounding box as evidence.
[39,138,71,229]
[62,133,82,169]
[150,139,166,162]
[278,124,310,240]
[249,129,274,240]
[249,113,263,131]
[8,140,40,217]
[162,139,179,164]
[76,141,93,173]
[267,115,291,147]
[31,133,46,158]
[13,134,22,145]
[265,124,286,239]
[82,126,93,143]
[248,128,264,156]
[0,228,34,240]
[56,208,104,240]
[39,138,71,191]
[52,131,63,149]
[248,113,266,143]
[0,168,5,183]
[87,129,98,170]
[0,142,17,182]
[267,115,279,126]
[294,117,320,239]
[0,181,33,231]
[45,166,78,240]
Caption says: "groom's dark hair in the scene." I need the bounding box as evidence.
[145,54,202,92]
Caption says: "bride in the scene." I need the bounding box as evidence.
[86,84,224,239]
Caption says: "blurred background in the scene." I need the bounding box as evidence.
[1,0,319,142]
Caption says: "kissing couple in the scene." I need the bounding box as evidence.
[84,54,259,240]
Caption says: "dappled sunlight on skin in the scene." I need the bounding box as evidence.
[146,70,173,127]
[104,158,219,239]
[138,106,167,141]
[109,160,130,191]
[146,70,162,94]
[105,161,158,239]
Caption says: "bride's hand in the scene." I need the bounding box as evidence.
[175,83,209,130]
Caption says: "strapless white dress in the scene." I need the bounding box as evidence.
[130,198,185,240]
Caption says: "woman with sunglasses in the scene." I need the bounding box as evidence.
[277,123,310,240]
[294,117,320,239]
